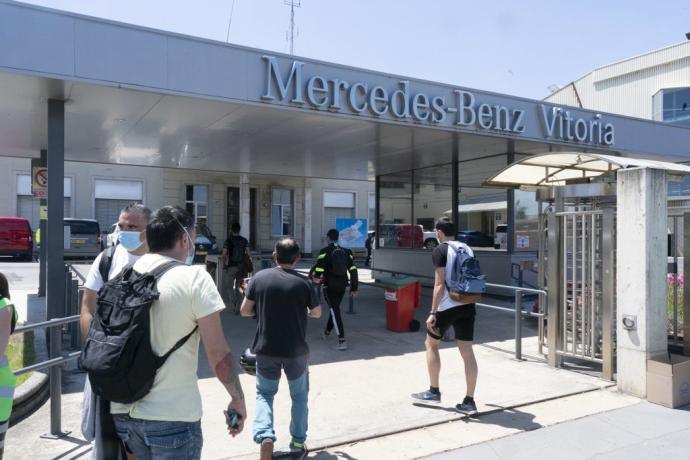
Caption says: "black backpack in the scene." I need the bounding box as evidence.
[329,245,349,277]
[79,261,198,404]
[229,236,247,266]
[98,244,117,282]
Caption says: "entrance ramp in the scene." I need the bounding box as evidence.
[6,279,613,459]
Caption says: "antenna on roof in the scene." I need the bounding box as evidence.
[686,32,690,41]
[284,0,301,55]
[547,84,560,94]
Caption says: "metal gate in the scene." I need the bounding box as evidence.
[544,205,616,381]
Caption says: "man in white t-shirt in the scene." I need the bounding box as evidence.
[411,217,479,416]
[110,206,246,460]
[81,203,151,336]
[80,202,151,460]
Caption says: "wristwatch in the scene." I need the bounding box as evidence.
[429,311,437,315]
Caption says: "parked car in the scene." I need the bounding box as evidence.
[64,218,102,259]
[494,224,507,249]
[193,223,219,264]
[457,230,494,247]
[379,224,424,249]
[423,230,439,249]
[0,216,33,261]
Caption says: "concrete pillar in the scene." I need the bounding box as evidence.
[616,167,668,397]
[303,186,312,255]
[239,174,250,241]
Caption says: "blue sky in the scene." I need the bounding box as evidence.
[19,0,690,99]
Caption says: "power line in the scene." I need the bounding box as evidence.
[226,0,237,43]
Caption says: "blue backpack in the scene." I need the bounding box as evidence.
[446,242,486,303]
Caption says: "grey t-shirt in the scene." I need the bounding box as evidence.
[246,267,320,357]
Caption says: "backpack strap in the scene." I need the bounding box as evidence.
[98,245,117,282]
[148,259,196,366]
[157,325,199,366]
[149,260,183,281]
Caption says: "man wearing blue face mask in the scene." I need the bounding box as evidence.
[80,202,151,460]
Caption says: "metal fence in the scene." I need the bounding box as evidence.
[12,264,83,438]
[369,267,547,361]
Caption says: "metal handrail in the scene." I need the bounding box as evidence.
[14,315,80,335]
[11,314,81,438]
[65,263,86,284]
[370,267,547,361]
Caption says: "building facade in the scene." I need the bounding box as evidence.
[0,156,374,255]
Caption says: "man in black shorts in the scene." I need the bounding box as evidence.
[411,217,478,415]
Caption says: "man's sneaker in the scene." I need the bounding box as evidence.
[337,339,348,351]
[289,439,308,456]
[259,438,274,460]
[410,390,441,404]
[456,397,478,416]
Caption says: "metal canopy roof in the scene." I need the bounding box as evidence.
[2,1,690,181]
[486,153,690,188]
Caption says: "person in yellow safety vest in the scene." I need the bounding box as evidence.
[0,273,18,459]
[35,227,40,246]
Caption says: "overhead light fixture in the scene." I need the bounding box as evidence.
[115,118,127,123]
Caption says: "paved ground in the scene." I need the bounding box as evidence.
[423,401,690,460]
[1,260,671,460]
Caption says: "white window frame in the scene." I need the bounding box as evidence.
[322,189,358,232]
[185,183,210,226]
[271,187,294,237]
[92,176,146,219]
[15,171,75,217]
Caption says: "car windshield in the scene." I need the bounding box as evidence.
[65,221,99,234]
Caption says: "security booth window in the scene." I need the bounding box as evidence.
[271,188,293,236]
[414,165,452,249]
[378,171,415,248]
[185,184,208,224]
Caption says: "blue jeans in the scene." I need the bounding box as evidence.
[113,414,202,460]
[253,354,309,445]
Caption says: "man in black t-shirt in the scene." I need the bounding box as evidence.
[411,217,479,416]
[223,222,251,314]
[240,238,321,459]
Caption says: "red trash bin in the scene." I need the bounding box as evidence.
[380,276,420,332]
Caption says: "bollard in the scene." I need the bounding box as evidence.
[514,290,523,361]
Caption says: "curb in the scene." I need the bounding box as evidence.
[10,371,49,426]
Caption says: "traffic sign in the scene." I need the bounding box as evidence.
[32,166,48,198]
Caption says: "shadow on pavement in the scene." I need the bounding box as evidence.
[196,280,539,380]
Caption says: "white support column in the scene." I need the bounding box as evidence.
[303,186,312,255]
[616,167,668,397]
[239,174,250,240]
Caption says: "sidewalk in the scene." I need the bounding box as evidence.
[6,271,621,459]
[423,401,690,460]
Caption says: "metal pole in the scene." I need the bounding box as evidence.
[38,149,48,296]
[49,326,61,435]
[601,208,615,381]
[43,99,69,439]
[451,134,459,229]
[515,289,523,360]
